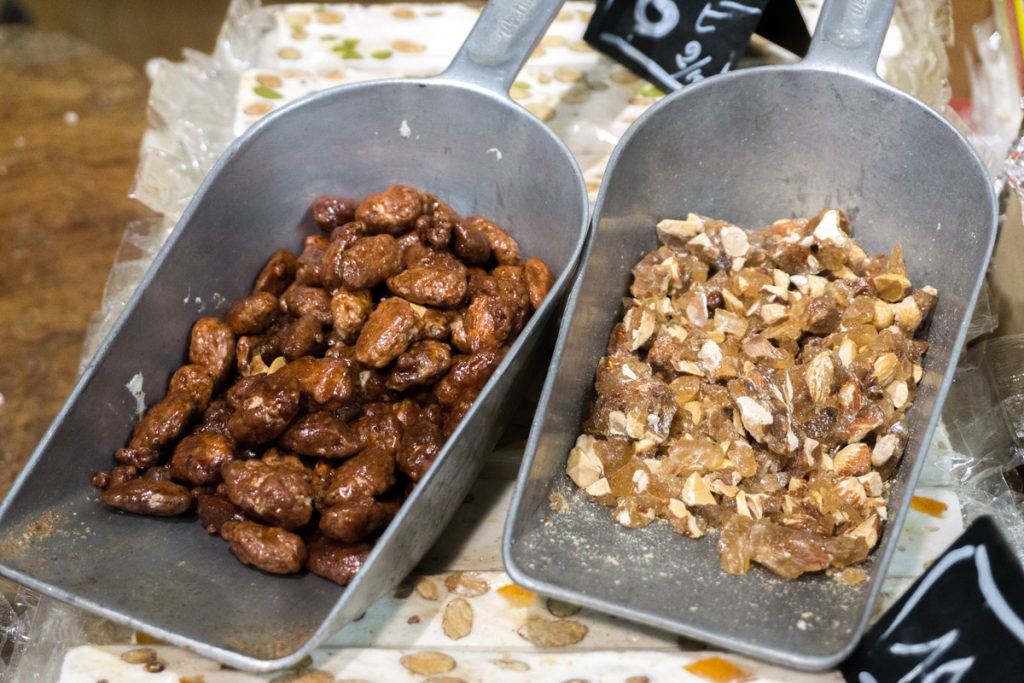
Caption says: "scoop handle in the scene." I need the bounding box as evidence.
[441,0,567,94]
[803,0,896,76]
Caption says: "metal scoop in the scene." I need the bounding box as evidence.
[0,0,586,672]
[504,0,996,670]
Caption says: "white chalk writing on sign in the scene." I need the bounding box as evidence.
[624,0,764,84]
[858,544,1024,683]
[633,0,679,38]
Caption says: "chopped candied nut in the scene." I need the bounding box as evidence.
[833,443,871,477]
[871,434,900,467]
[568,209,935,580]
[734,396,773,442]
[874,273,912,302]
[681,472,716,507]
[804,352,834,404]
[566,435,604,489]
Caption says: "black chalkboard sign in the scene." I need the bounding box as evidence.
[584,0,809,93]
[842,516,1024,682]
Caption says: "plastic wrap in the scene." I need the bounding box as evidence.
[940,337,1024,562]
[7,0,1021,679]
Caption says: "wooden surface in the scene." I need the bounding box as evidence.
[0,28,155,497]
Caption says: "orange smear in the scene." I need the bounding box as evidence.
[134,632,165,645]
[684,656,754,683]
[911,495,948,517]
[497,583,536,607]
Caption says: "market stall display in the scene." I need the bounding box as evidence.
[1,0,1020,680]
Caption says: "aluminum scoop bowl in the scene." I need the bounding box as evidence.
[504,0,997,670]
[0,0,587,672]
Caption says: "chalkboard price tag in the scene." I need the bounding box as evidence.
[583,0,774,93]
[842,516,1024,683]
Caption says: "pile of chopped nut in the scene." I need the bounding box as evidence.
[565,209,936,579]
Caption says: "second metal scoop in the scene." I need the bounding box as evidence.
[505,0,997,670]
[0,0,587,672]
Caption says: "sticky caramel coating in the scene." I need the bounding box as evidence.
[566,210,935,580]
[99,185,554,587]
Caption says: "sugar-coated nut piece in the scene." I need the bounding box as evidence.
[295,234,329,286]
[358,368,401,403]
[871,434,900,467]
[804,352,834,405]
[892,296,923,333]
[189,317,235,384]
[353,412,404,455]
[197,398,232,439]
[802,295,839,334]
[261,448,309,476]
[320,447,396,506]
[196,493,244,534]
[222,459,313,529]
[275,315,326,360]
[253,249,298,296]
[276,356,357,410]
[386,340,453,391]
[311,195,357,231]
[330,220,368,251]
[566,434,603,489]
[452,221,491,265]
[337,234,402,289]
[463,271,528,351]
[356,297,421,368]
[733,396,773,443]
[280,285,333,326]
[356,185,425,235]
[114,446,160,469]
[306,535,372,586]
[464,215,521,265]
[834,443,872,477]
[225,372,301,444]
[278,411,363,459]
[523,257,555,311]
[405,245,467,273]
[442,395,478,437]
[396,230,423,261]
[168,364,215,411]
[873,353,900,387]
[225,292,279,335]
[874,273,912,302]
[140,466,171,483]
[386,267,467,308]
[319,495,399,543]
[397,417,443,481]
[170,432,235,485]
[657,214,706,244]
[433,349,505,406]
[330,288,373,341]
[107,465,138,488]
[719,224,750,257]
[220,520,307,574]
[417,306,450,340]
[100,480,192,517]
[846,514,881,550]
[681,472,716,506]
[415,195,461,249]
[129,390,196,451]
